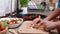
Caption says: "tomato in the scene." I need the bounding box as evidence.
[11,20,17,24]
[11,20,16,23]
[35,14,39,18]
[7,21,10,24]
[0,24,5,31]
[24,16,29,20]
[7,21,12,25]
[0,28,5,31]
[0,20,7,31]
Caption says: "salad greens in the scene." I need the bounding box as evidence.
[0,21,7,28]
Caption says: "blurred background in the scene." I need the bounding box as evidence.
[0,0,58,18]
[0,0,59,34]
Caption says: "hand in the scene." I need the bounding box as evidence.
[33,18,47,28]
[33,18,43,28]
[43,21,58,31]
[33,18,58,31]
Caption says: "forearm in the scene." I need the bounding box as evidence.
[44,8,60,21]
[56,21,60,27]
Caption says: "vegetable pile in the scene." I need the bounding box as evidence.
[7,18,22,25]
[24,14,41,20]
[0,20,7,31]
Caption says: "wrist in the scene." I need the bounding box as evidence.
[55,22,60,28]
[57,21,60,26]
[44,17,52,21]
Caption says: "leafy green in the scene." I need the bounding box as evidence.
[0,21,7,28]
[20,0,28,7]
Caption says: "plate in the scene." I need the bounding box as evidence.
[0,18,23,29]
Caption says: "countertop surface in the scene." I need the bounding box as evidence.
[20,9,52,16]
[6,21,58,34]
[20,11,52,16]
[28,11,52,16]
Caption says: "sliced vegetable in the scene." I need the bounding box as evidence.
[0,28,5,31]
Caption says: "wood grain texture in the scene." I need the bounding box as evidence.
[18,21,49,34]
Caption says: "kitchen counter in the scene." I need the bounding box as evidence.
[6,21,58,34]
[28,11,52,16]
[19,8,52,16]
[28,9,53,16]
[7,21,49,34]
[20,11,52,16]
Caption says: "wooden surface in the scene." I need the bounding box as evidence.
[18,21,49,34]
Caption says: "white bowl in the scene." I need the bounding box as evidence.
[0,18,23,28]
[8,18,23,28]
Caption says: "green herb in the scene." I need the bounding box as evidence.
[20,0,28,7]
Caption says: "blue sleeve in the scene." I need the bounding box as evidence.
[58,0,60,8]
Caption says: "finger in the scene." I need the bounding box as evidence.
[33,18,40,22]
[33,18,43,28]
[33,22,42,27]
[44,27,51,32]
[33,18,42,22]
[34,22,44,28]
[32,22,42,28]
[33,18,41,24]
[43,24,51,32]
[33,24,39,28]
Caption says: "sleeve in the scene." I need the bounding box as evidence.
[58,0,60,8]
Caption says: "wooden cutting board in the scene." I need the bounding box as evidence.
[18,21,49,34]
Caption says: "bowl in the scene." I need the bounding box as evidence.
[23,14,46,21]
[8,18,23,28]
[0,27,8,34]
[0,18,23,29]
